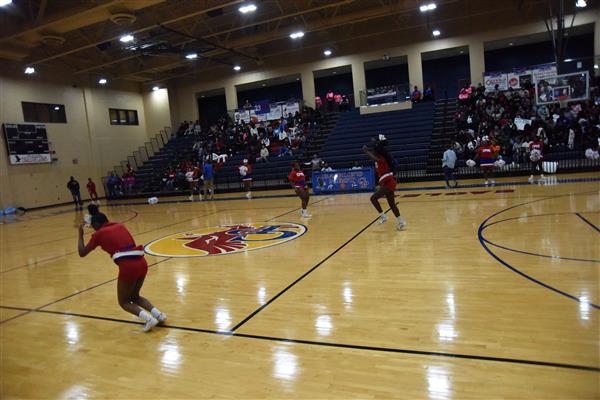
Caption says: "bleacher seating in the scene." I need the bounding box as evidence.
[318,102,435,171]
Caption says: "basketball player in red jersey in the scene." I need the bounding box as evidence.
[78,204,166,332]
[362,135,406,231]
[288,162,311,218]
[528,134,545,183]
[475,136,497,186]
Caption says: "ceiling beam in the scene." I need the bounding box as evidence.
[28,0,245,66]
[74,0,354,74]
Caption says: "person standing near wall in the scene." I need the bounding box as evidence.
[67,176,83,211]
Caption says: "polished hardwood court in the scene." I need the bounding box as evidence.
[1,173,598,399]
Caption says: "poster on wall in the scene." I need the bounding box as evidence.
[484,72,508,92]
[531,63,557,83]
[506,68,533,89]
[234,110,251,123]
[534,71,589,105]
[267,105,282,120]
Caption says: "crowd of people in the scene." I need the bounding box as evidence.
[451,79,600,175]
[157,106,320,198]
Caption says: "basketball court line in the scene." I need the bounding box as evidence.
[576,212,600,233]
[230,203,394,332]
[0,258,173,325]
[1,305,597,373]
[101,176,600,208]
[480,211,600,263]
[478,191,600,309]
[1,208,224,274]
[266,195,333,221]
[4,211,139,250]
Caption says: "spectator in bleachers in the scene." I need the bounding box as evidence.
[243,100,253,110]
[106,172,118,199]
[258,145,269,163]
[411,86,422,103]
[326,90,335,112]
[423,86,434,101]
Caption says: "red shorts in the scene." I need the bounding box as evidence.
[380,176,397,191]
[116,257,148,283]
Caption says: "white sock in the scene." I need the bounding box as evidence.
[150,307,162,318]
[397,215,405,223]
[380,212,386,218]
[139,310,153,321]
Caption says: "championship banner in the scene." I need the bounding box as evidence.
[312,168,375,194]
[484,72,508,92]
[534,71,589,105]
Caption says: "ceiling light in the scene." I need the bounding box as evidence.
[575,0,587,8]
[98,78,107,85]
[119,34,134,43]
[323,49,332,56]
[24,66,35,74]
[509,42,514,46]
[564,58,573,62]
[332,71,337,75]
[233,65,241,71]
[289,31,305,39]
[0,0,13,6]
[185,53,198,60]
[432,29,441,37]
[420,3,436,12]
[54,106,60,110]
[594,64,599,70]
[238,3,257,13]
[152,86,160,91]
[261,84,266,87]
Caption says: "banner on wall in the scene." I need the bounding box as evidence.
[534,71,589,105]
[484,63,557,92]
[483,72,508,92]
[282,101,300,117]
[235,101,299,123]
[532,63,557,83]
[312,168,375,194]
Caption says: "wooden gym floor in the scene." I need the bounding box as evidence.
[1,172,598,399]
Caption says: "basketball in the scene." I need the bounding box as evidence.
[148,197,159,204]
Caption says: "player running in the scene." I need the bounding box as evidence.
[288,161,311,218]
[362,134,406,231]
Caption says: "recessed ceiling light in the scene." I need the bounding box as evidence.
[152,86,160,91]
[296,77,300,81]
[563,58,573,62]
[575,0,587,8]
[0,0,13,7]
[233,65,241,71]
[54,106,60,110]
[289,31,305,39]
[24,66,35,74]
[261,83,266,87]
[459,50,464,54]
[323,49,332,56]
[98,78,107,85]
[332,71,337,75]
[119,34,134,43]
[238,3,257,13]
[594,64,599,70]
[420,3,436,12]
[432,29,441,37]
[185,53,198,60]
[509,42,514,46]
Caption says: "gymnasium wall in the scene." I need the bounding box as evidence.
[0,76,172,209]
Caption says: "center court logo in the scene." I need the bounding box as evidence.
[144,222,307,257]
